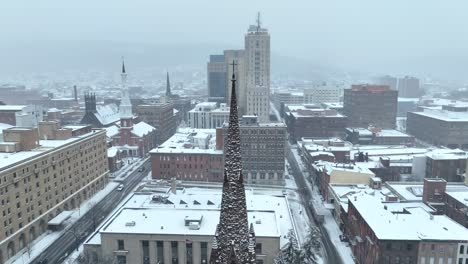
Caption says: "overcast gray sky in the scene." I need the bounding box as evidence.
[1,0,468,80]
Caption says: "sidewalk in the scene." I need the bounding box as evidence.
[110,156,149,181]
[8,181,119,264]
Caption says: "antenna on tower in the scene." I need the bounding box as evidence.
[256,12,261,32]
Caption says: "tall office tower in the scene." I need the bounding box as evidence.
[343,84,398,129]
[207,54,227,103]
[245,13,270,123]
[398,76,420,98]
[376,75,398,90]
[224,49,246,115]
[211,67,256,264]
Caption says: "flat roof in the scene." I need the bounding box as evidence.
[351,198,468,241]
[93,187,294,248]
[150,128,222,155]
[410,109,468,122]
[0,130,103,172]
[0,105,27,111]
[102,208,279,238]
[374,129,412,138]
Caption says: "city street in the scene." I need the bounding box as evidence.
[286,143,344,264]
[31,160,150,264]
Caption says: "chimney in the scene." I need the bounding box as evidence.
[423,178,447,205]
[73,85,78,103]
[171,177,177,194]
[216,127,224,150]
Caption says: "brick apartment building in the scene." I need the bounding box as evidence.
[343,84,398,129]
[346,196,468,264]
[136,103,177,144]
[150,128,224,182]
[0,123,108,263]
[425,149,467,182]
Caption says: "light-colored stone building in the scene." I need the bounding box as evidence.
[84,187,296,264]
[245,19,271,123]
[188,102,230,129]
[0,123,109,263]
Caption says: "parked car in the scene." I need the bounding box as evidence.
[117,184,124,191]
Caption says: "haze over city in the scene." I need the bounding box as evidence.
[2,0,468,80]
[1,1,468,264]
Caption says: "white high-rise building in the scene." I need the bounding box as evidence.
[245,14,270,123]
[304,84,342,104]
[188,102,230,129]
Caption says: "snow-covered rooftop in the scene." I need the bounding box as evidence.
[411,109,468,122]
[350,197,468,241]
[425,148,467,160]
[445,186,468,207]
[374,129,412,138]
[93,188,294,247]
[95,104,120,125]
[132,121,156,137]
[0,130,103,171]
[0,105,27,111]
[150,128,222,155]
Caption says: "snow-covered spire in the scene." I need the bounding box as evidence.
[211,61,253,263]
[247,223,257,263]
[119,58,133,124]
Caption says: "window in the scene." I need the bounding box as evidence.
[117,255,126,264]
[201,242,208,263]
[255,243,262,254]
[460,245,465,254]
[142,240,149,264]
[171,241,178,264]
[117,240,124,250]
[186,241,193,264]
[156,241,164,264]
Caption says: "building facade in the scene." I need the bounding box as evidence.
[284,105,348,142]
[207,54,227,104]
[150,129,224,182]
[0,125,108,263]
[407,109,468,149]
[303,85,341,104]
[398,76,420,98]
[343,84,398,129]
[188,102,229,129]
[136,103,177,145]
[224,49,246,116]
[0,105,44,127]
[220,116,286,185]
[245,18,270,123]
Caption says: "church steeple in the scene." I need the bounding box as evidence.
[119,58,133,127]
[166,71,171,97]
[210,61,256,264]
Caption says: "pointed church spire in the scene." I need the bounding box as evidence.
[211,61,255,263]
[166,71,171,97]
[122,57,126,74]
[119,58,133,126]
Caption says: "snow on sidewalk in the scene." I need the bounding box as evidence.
[110,156,149,181]
[7,181,119,264]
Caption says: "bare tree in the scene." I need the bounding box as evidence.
[87,201,98,231]
[25,238,33,259]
